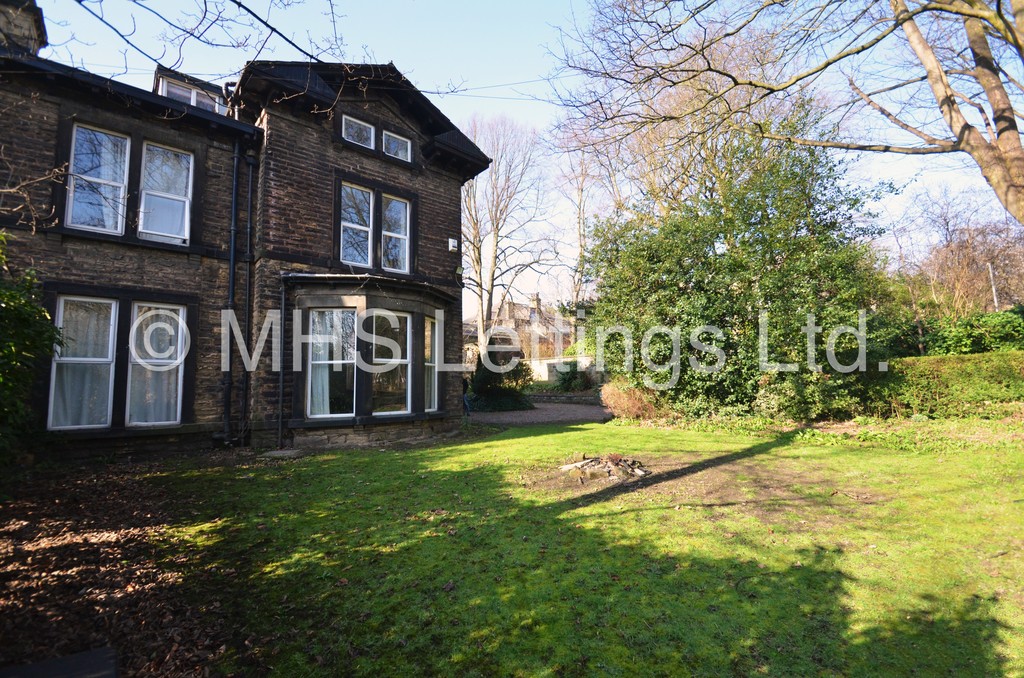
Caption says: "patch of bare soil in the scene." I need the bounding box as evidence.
[525,453,884,529]
[0,464,226,676]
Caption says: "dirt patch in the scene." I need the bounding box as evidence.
[0,464,226,676]
[523,453,883,529]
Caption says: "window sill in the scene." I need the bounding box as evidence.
[289,410,449,429]
[50,226,224,259]
[45,422,211,440]
[336,136,420,171]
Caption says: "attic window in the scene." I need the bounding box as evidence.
[159,77,225,114]
[342,116,375,149]
[383,131,411,162]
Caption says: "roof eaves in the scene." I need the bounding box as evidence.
[0,51,259,137]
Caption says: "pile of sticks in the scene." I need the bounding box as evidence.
[559,453,650,483]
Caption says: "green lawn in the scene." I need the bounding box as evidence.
[155,420,1024,676]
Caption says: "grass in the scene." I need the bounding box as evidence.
[153,418,1024,676]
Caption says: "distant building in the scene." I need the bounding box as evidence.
[464,294,572,364]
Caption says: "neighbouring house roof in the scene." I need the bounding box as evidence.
[236,60,491,180]
[152,63,225,98]
[0,48,260,138]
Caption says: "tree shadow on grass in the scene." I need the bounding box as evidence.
[546,430,804,516]
[151,431,1009,676]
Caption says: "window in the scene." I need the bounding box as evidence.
[340,183,373,267]
[126,303,186,426]
[49,295,191,431]
[308,309,357,417]
[342,115,375,149]
[383,131,411,162]
[160,78,225,114]
[424,316,438,411]
[371,311,410,414]
[139,143,193,244]
[66,125,195,245]
[49,297,117,429]
[67,126,129,234]
[381,195,410,273]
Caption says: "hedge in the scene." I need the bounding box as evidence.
[866,351,1024,418]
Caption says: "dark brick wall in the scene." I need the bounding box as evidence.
[1,69,470,454]
[0,73,255,451]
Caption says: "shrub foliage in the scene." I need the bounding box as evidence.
[589,124,907,420]
[0,233,60,461]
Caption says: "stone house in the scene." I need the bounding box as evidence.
[0,2,489,454]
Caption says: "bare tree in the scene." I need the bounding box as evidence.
[462,115,555,350]
[553,146,598,310]
[558,0,1024,224]
[899,189,1024,317]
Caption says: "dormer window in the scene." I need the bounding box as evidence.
[342,115,374,149]
[383,131,411,162]
[158,77,225,114]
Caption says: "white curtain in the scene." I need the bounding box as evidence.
[51,363,112,428]
[50,298,115,428]
[128,364,179,424]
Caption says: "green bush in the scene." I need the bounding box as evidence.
[865,351,1024,418]
[0,233,60,463]
[469,343,535,411]
[555,361,592,392]
[925,311,1024,355]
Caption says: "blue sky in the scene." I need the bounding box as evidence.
[37,0,576,130]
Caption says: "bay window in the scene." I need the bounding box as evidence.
[424,317,438,412]
[308,309,357,417]
[371,311,410,414]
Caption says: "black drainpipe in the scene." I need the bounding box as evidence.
[240,150,256,444]
[277,276,287,449]
[220,139,242,444]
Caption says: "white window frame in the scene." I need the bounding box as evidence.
[125,302,186,427]
[381,195,410,274]
[159,77,226,114]
[342,115,375,149]
[67,125,130,235]
[138,142,194,245]
[371,310,411,415]
[340,183,373,268]
[383,131,412,162]
[48,296,118,430]
[307,308,358,418]
[425,315,439,412]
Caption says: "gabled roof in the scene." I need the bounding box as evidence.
[236,61,490,180]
